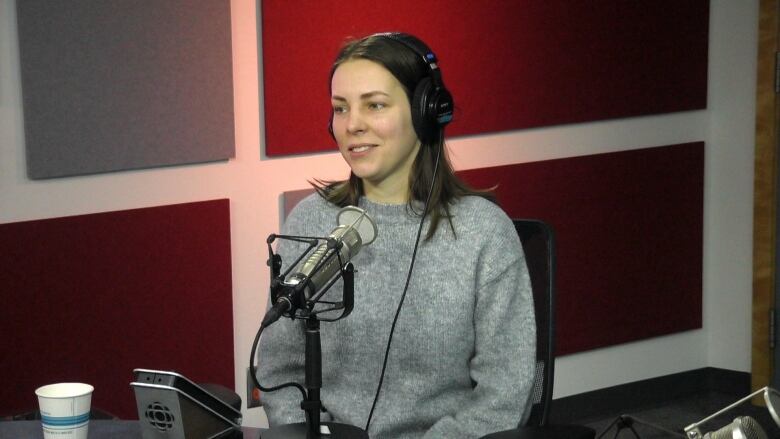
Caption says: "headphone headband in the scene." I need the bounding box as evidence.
[376,33,441,74]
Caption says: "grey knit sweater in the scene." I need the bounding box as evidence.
[257,194,536,439]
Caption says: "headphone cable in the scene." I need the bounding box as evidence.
[364,138,442,431]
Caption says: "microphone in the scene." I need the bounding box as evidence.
[701,416,768,439]
[262,206,377,328]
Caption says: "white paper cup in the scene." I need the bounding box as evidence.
[35,383,93,439]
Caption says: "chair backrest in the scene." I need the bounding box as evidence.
[513,219,555,427]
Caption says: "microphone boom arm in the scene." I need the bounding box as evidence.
[684,386,772,439]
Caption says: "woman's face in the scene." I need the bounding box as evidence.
[330,59,421,202]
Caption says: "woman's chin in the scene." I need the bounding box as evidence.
[350,167,378,182]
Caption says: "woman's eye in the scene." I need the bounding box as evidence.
[368,102,386,110]
[332,105,347,114]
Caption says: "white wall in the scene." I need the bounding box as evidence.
[703,0,758,370]
[0,0,758,427]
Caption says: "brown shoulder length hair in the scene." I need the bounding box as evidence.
[313,33,495,240]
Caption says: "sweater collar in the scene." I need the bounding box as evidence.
[357,197,425,225]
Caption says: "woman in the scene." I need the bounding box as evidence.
[258,32,536,439]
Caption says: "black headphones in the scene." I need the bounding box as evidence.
[329,32,454,145]
[378,32,454,144]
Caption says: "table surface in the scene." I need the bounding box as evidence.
[0,420,263,439]
[0,420,370,439]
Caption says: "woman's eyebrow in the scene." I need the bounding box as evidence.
[331,91,391,101]
[359,91,390,99]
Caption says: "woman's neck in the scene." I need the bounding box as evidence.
[363,178,409,205]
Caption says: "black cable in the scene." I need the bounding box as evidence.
[249,319,307,402]
[364,139,443,431]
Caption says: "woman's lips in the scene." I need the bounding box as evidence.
[348,144,376,153]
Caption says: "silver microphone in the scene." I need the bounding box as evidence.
[703,416,768,439]
[263,206,377,328]
[282,206,377,299]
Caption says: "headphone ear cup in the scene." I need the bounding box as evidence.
[411,77,434,143]
[412,77,453,144]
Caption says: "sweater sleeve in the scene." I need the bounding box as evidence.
[422,216,537,438]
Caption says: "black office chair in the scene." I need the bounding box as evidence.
[480,219,595,439]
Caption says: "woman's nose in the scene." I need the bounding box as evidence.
[346,109,366,134]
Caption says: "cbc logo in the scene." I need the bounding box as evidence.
[145,402,175,431]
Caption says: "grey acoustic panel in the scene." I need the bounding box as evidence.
[16,0,235,179]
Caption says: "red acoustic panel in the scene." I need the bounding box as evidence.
[262,1,709,156]
[459,143,704,355]
[0,200,234,419]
